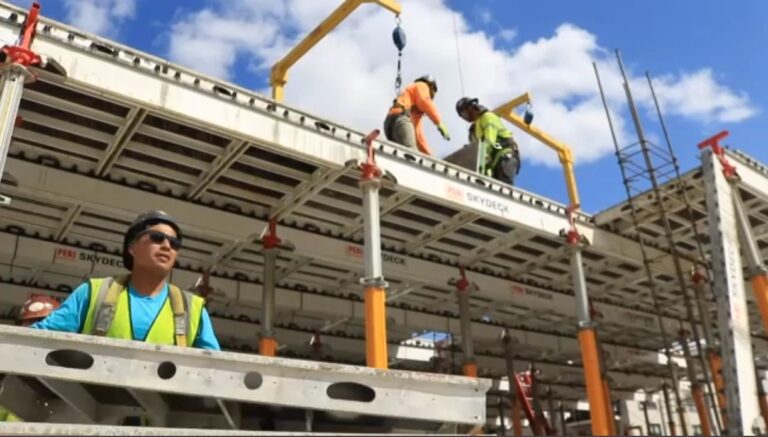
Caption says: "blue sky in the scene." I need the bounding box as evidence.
[21,0,767,212]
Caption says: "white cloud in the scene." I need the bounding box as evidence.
[498,28,517,42]
[650,69,757,123]
[63,0,136,37]
[166,0,756,167]
[477,8,492,25]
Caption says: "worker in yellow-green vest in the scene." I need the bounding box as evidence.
[32,210,220,350]
[456,97,521,185]
[1,294,61,421]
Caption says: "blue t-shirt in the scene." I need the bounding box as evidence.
[32,281,220,351]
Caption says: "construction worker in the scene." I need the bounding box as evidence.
[456,97,521,185]
[32,210,220,350]
[384,74,450,156]
[0,294,61,422]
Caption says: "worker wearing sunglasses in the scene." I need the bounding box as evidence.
[32,210,220,351]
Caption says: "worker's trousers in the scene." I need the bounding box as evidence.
[383,113,417,150]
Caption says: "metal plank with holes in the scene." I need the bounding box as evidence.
[0,325,490,428]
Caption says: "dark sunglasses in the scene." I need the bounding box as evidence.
[138,230,182,251]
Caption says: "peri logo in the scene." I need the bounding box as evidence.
[446,185,465,202]
[346,245,364,259]
[345,245,406,266]
[53,247,76,262]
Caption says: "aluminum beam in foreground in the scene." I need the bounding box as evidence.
[0,325,489,428]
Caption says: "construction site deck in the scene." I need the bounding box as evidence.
[0,0,766,435]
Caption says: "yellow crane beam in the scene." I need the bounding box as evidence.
[493,93,581,209]
[270,0,401,102]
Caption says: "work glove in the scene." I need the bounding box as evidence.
[437,123,451,141]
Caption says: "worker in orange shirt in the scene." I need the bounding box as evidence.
[384,75,450,156]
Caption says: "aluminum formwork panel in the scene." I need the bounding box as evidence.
[0,0,692,278]
[702,148,762,435]
[0,158,695,347]
[0,325,490,429]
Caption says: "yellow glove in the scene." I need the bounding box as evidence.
[437,123,451,141]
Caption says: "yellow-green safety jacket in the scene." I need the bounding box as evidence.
[473,111,516,176]
[82,276,205,347]
[0,405,21,422]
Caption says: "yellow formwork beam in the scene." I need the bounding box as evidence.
[271,0,401,102]
[493,93,580,209]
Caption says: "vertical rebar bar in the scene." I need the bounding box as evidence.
[595,54,687,435]
[647,71,723,434]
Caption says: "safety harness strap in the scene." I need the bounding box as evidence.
[92,275,128,336]
[168,283,188,347]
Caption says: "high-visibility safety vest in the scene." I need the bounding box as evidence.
[81,276,204,347]
[0,405,22,422]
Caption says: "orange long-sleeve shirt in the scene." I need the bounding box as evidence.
[388,82,442,155]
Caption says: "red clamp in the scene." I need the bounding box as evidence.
[360,129,382,181]
[456,265,470,293]
[262,217,282,249]
[1,2,42,68]
[564,203,582,246]
[698,130,737,180]
[690,267,707,286]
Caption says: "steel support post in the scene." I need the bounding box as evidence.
[570,246,611,436]
[564,204,612,436]
[512,396,523,437]
[701,144,763,435]
[662,384,676,436]
[528,367,545,436]
[680,328,712,436]
[259,219,280,357]
[497,396,507,436]
[546,385,556,435]
[456,266,476,377]
[559,402,566,436]
[0,66,26,204]
[359,130,388,369]
[641,399,652,435]
[0,2,45,206]
[692,270,726,433]
[502,329,523,437]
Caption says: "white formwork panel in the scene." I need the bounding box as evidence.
[702,148,762,435]
[2,158,693,344]
[0,0,692,276]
